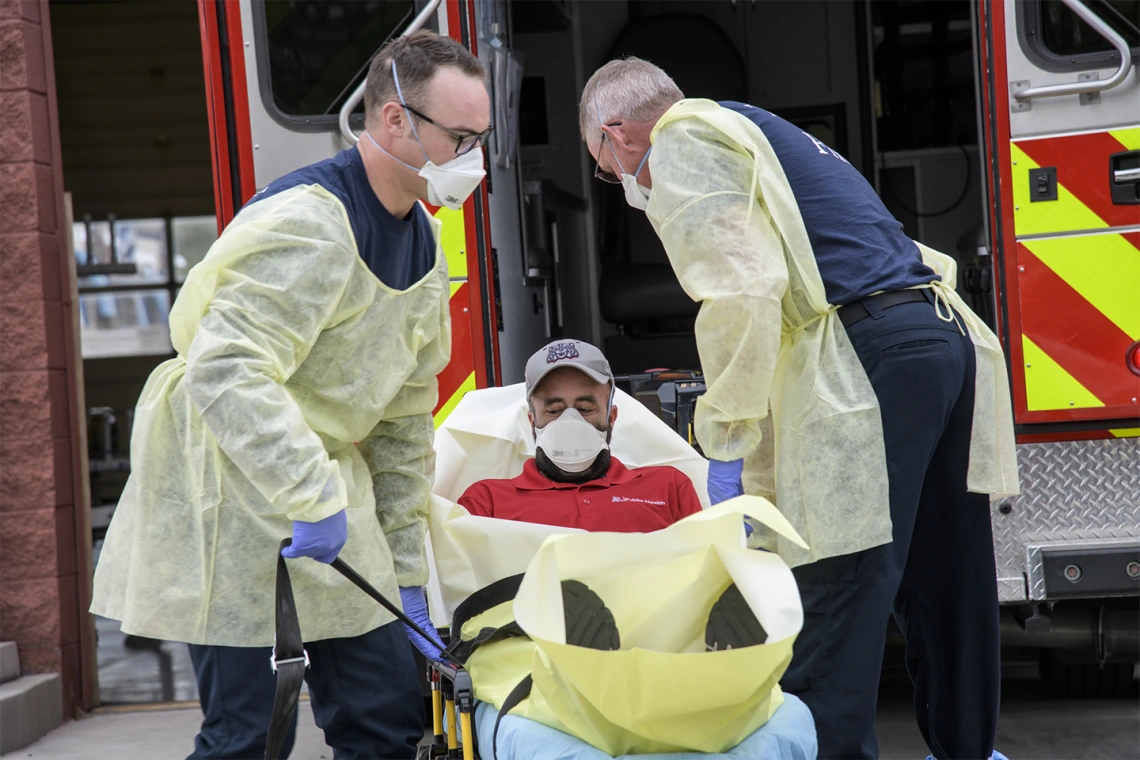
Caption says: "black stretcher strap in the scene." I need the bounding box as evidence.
[447,621,529,665]
[266,539,306,760]
[265,540,464,760]
[448,573,525,642]
[492,674,533,760]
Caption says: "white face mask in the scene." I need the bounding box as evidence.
[607,141,652,211]
[364,62,487,211]
[621,170,652,211]
[534,408,610,473]
[418,145,486,210]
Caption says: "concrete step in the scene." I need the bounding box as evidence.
[0,642,18,684]
[0,673,63,755]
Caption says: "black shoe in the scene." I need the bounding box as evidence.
[561,580,621,651]
[705,583,767,651]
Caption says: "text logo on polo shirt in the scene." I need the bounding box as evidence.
[547,342,580,364]
[612,496,665,506]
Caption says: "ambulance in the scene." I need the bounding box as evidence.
[60,0,1137,700]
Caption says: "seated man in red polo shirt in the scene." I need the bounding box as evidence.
[458,340,704,531]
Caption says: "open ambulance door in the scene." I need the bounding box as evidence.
[196,0,502,422]
[975,0,1140,439]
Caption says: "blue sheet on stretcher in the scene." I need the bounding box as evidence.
[473,694,818,760]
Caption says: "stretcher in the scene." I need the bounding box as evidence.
[265,386,817,759]
[419,597,817,760]
[267,546,816,760]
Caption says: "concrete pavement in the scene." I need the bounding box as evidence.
[8,702,333,760]
[8,658,1138,760]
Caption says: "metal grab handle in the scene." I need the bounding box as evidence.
[1114,168,1140,183]
[338,0,444,146]
[1013,0,1133,101]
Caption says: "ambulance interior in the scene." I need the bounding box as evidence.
[496,0,991,380]
[48,0,1135,707]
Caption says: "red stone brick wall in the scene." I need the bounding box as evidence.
[1,0,93,716]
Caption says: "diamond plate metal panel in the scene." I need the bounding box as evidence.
[991,438,1140,603]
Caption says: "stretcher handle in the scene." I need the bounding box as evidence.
[327,555,465,669]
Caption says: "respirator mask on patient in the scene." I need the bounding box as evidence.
[534,408,610,473]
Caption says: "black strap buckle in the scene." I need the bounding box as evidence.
[269,647,309,673]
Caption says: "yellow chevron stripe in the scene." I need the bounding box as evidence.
[435,206,468,278]
[433,371,476,428]
[1110,428,1139,438]
[1109,128,1140,151]
[1011,144,1107,236]
[1022,233,1140,339]
[1022,335,1104,411]
[450,280,464,297]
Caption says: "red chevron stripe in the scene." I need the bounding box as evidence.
[1018,244,1138,406]
[434,282,474,415]
[1016,132,1139,229]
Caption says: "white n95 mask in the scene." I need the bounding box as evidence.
[609,142,652,211]
[418,146,486,210]
[622,169,651,211]
[534,408,610,473]
[364,129,485,212]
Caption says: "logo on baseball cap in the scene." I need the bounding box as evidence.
[525,340,614,399]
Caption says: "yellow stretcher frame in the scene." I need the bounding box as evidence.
[424,661,476,760]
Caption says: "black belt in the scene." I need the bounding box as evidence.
[838,289,930,328]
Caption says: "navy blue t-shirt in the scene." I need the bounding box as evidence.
[720,102,936,305]
[245,147,435,291]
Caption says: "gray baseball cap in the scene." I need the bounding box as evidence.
[525,339,614,399]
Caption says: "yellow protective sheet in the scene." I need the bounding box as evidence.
[425,383,712,626]
[464,497,808,755]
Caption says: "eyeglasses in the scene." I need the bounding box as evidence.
[593,128,623,184]
[403,104,493,156]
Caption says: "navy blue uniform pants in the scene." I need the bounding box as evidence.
[781,298,1001,759]
[187,621,423,760]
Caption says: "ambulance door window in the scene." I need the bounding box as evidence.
[253,0,417,130]
[1021,0,1139,68]
[1042,0,1138,56]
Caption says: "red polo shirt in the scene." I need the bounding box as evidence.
[457,457,703,532]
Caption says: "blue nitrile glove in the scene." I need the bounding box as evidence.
[399,586,447,663]
[280,509,347,564]
[707,459,744,505]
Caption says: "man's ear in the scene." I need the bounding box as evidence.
[380,101,408,136]
[609,404,619,427]
[606,121,633,150]
[607,122,640,152]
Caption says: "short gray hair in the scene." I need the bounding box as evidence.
[578,57,684,148]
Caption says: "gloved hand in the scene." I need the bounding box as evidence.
[399,586,447,662]
[280,509,347,564]
[707,459,744,505]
